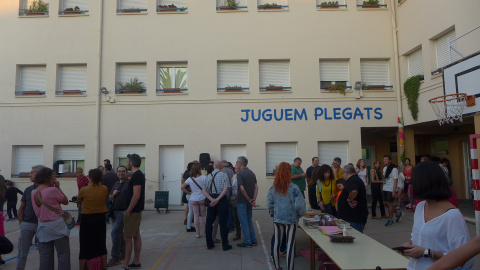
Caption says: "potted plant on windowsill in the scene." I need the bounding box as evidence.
[265,84,283,91]
[22,0,49,16]
[121,8,142,13]
[117,78,145,94]
[320,1,339,8]
[158,4,178,12]
[224,85,243,92]
[324,83,346,95]
[60,90,84,95]
[162,88,182,93]
[258,3,282,9]
[63,6,83,15]
[219,0,239,10]
[20,90,45,96]
[362,0,380,8]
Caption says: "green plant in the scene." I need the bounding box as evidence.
[226,85,242,88]
[326,83,346,95]
[223,0,239,7]
[267,84,280,88]
[263,3,279,8]
[117,77,145,90]
[320,1,339,7]
[159,68,187,89]
[363,0,379,5]
[74,6,80,11]
[64,7,73,11]
[24,0,49,12]
[404,75,422,121]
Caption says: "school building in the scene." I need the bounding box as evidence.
[0,0,479,209]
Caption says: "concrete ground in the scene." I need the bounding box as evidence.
[2,204,480,270]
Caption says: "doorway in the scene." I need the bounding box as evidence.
[159,146,184,206]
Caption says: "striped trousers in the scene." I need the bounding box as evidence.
[272,222,296,270]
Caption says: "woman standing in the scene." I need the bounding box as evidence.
[182,163,207,238]
[306,167,320,210]
[356,159,369,188]
[403,158,414,207]
[32,167,70,270]
[267,162,306,270]
[313,165,338,215]
[370,160,387,219]
[76,168,108,270]
[399,161,473,270]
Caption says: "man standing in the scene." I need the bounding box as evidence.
[76,167,88,225]
[291,157,306,198]
[236,156,258,248]
[221,160,234,231]
[382,155,403,227]
[123,154,145,270]
[306,157,320,209]
[106,166,130,267]
[0,169,5,213]
[202,160,232,251]
[306,157,319,181]
[16,165,44,270]
[103,163,119,223]
[331,157,343,182]
[337,165,368,233]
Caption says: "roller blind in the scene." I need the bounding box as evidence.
[221,145,246,165]
[258,0,288,5]
[436,30,458,68]
[408,49,424,77]
[63,0,89,10]
[217,62,249,89]
[259,61,290,88]
[115,145,146,158]
[266,142,297,175]
[159,0,187,6]
[56,145,85,160]
[117,64,146,88]
[318,141,348,167]
[20,66,46,92]
[15,146,43,174]
[360,60,390,85]
[319,61,349,84]
[59,65,87,91]
[119,0,147,9]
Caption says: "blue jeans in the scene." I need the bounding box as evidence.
[236,202,257,245]
[111,211,125,259]
[349,221,366,233]
[105,199,111,223]
[186,195,193,229]
[77,204,82,223]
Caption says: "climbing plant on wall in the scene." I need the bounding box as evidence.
[403,75,422,121]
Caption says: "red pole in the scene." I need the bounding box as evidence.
[470,134,480,235]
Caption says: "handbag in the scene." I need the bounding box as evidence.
[34,190,75,230]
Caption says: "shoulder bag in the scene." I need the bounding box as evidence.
[35,190,75,230]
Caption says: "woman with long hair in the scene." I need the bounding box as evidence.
[312,164,338,215]
[76,168,108,269]
[267,162,306,270]
[306,167,320,210]
[356,159,369,188]
[182,163,207,238]
[370,159,387,219]
[32,167,70,270]
[403,158,414,208]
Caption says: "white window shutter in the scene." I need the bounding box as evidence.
[259,61,290,88]
[217,62,249,88]
[115,145,146,158]
[436,30,458,68]
[20,66,46,92]
[408,49,424,77]
[318,142,348,167]
[120,0,147,9]
[117,64,147,87]
[60,65,87,91]
[15,146,43,174]
[258,0,288,5]
[360,60,390,85]
[55,145,85,161]
[266,142,297,174]
[221,145,246,165]
[63,0,89,10]
[319,61,349,84]
[159,0,187,7]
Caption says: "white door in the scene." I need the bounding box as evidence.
[221,144,246,165]
[160,146,184,206]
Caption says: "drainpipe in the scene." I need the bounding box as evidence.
[390,0,405,167]
[94,0,105,167]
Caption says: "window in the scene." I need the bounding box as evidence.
[435,30,458,69]
[316,0,347,9]
[58,65,87,95]
[217,61,249,92]
[118,0,147,13]
[221,145,246,164]
[157,0,187,12]
[55,145,85,174]
[407,48,424,78]
[20,0,49,15]
[115,145,146,173]
[318,141,348,166]
[319,60,350,90]
[14,146,43,175]
[17,65,47,96]
[258,0,288,10]
[157,63,188,94]
[216,0,247,11]
[360,60,391,89]
[116,63,147,94]
[432,139,448,156]
[259,60,291,91]
[60,0,89,14]
[266,142,297,176]
[356,0,386,8]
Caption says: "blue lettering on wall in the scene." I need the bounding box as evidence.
[315,107,323,120]
[285,109,293,121]
[274,109,284,121]
[262,109,272,121]
[295,108,307,121]
[342,107,352,120]
[354,108,364,120]
[364,107,373,119]
[333,108,341,120]
[374,108,383,119]
[241,109,250,122]
[252,109,261,121]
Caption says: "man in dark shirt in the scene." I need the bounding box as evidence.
[337,165,368,233]
[123,154,145,270]
[235,156,258,248]
[5,180,23,220]
[306,157,320,210]
[103,163,119,223]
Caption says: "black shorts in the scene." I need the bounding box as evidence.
[383,191,394,202]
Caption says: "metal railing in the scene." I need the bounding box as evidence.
[448,25,480,64]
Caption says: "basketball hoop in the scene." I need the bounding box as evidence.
[429,93,467,125]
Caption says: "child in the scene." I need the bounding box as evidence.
[335,178,346,213]
[5,181,23,221]
[0,212,14,266]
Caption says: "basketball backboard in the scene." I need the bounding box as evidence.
[443,51,480,116]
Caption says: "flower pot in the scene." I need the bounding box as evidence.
[122,10,141,13]
[258,5,282,9]
[21,91,44,96]
[320,6,339,8]
[64,12,83,15]
[219,6,238,10]
[366,85,386,90]
[61,90,83,95]
[363,5,380,8]
[225,87,243,92]
[163,88,182,93]
[265,86,284,91]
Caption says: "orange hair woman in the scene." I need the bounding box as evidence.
[267,162,306,270]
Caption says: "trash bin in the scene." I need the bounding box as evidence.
[155,191,169,213]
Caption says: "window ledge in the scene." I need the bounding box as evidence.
[157,11,188,14]
[18,13,49,18]
[157,92,188,96]
[218,91,250,94]
[59,13,89,17]
[357,4,388,10]
[116,9,148,15]
[257,5,289,11]
[316,5,348,10]
[15,94,47,98]
[260,90,292,94]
